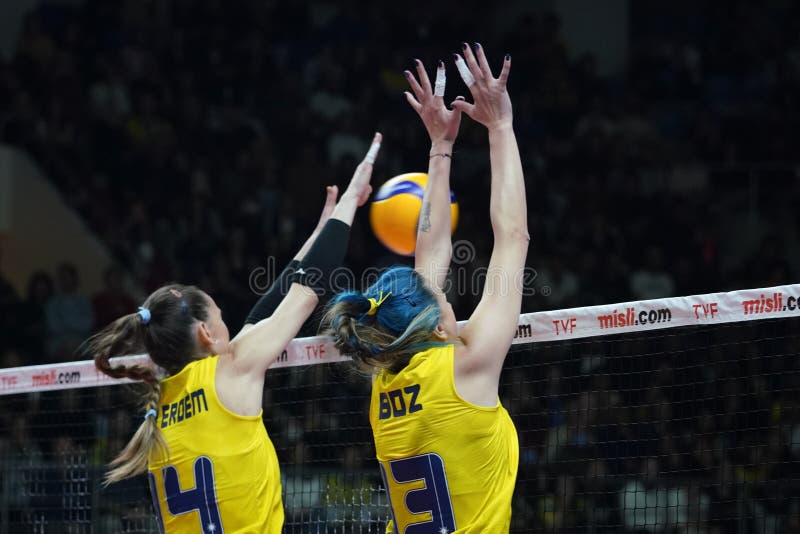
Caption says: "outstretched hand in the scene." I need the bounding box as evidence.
[342,132,382,207]
[312,185,339,233]
[451,43,512,130]
[404,60,462,144]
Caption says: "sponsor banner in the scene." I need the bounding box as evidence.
[0,339,351,395]
[1,283,797,395]
[271,337,350,369]
[0,355,150,396]
[524,284,799,342]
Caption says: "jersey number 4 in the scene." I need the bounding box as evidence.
[380,453,457,534]
[148,456,224,534]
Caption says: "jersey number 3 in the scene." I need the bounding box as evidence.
[381,453,457,534]
[148,456,224,534]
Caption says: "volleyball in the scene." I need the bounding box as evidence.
[369,173,459,256]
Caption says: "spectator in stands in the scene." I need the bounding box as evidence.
[0,415,41,525]
[620,457,671,532]
[92,265,136,329]
[1,1,799,530]
[535,255,580,309]
[4,0,798,321]
[629,246,676,300]
[0,249,21,349]
[45,262,94,360]
[17,270,54,361]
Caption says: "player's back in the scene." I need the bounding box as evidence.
[370,344,519,533]
[147,356,283,533]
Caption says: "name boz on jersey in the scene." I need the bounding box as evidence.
[378,384,423,419]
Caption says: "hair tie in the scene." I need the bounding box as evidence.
[367,291,392,316]
[144,408,157,421]
[138,306,151,324]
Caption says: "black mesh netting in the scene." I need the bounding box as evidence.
[1,317,798,533]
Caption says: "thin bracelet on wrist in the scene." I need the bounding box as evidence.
[429,153,452,159]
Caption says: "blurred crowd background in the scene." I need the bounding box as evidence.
[0,0,798,532]
[1,0,799,362]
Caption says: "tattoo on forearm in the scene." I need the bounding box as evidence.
[420,202,431,232]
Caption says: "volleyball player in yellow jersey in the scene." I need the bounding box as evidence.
[322,44,528,533]
[83,133,382,533]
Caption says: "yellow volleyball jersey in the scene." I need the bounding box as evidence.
[147,356,283,533]
[370,344,519,533]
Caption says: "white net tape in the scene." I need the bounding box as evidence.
[1,283,797,395]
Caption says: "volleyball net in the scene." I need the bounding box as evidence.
[0,284,798,532]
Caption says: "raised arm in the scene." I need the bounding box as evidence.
[452,45,529,387]
[405,60,462,293]
[230,133,382,375]
[243,185,339,327]
[294,185,339,261]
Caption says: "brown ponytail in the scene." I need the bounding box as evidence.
[86,313,167,485]
[83,283,210,485]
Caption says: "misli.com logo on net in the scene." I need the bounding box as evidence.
[742,292,798,315]
[31,370,81,387]
[513,323,532,339]
[596,307,672,329]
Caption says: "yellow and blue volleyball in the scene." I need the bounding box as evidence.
[369,172,459,256]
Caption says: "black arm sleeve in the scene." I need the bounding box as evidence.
[244,219,351,324]
[290,219,351,295]
[297,220,350,276]
[244,259,300,325]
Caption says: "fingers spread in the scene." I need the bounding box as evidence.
[404,70,426,102]
[404,91,423,114]
[461,42,484,83]
[453,53,475,88]
[473,42,494,80]
[450,96,475,118]
[433,60,446,98]
[498,54,511,86]
[415,59,433,96]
